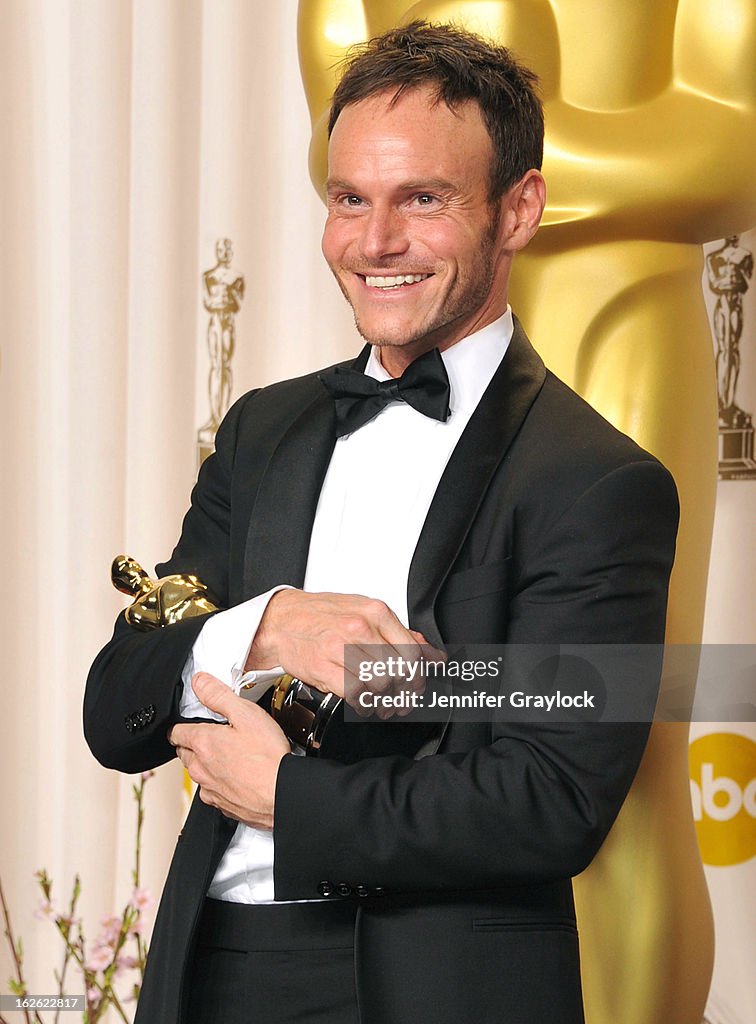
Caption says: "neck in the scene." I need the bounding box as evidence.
[554,0,677,109]
[378,312,506,378]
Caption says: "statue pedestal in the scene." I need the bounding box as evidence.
[718,423,756,479]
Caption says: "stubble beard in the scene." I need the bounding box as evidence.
[337,205,502,354]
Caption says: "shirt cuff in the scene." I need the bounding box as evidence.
[178,585,291,720]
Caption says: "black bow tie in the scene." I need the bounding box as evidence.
[319,348,451,438]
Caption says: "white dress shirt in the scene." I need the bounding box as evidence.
[179,309,514,902]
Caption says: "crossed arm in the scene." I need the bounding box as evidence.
[85,388,678,896]
[169,587,436,830]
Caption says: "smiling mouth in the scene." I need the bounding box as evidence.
[362,273,433,289]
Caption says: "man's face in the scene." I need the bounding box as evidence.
[323,85,513,369]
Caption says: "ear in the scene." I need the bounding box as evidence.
[497,170,546,253]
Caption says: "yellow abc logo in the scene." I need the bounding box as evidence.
[689,733,756,867]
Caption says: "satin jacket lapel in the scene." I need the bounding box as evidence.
[408,319,547,646]
[242,347,371,598]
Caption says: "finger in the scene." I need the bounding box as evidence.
[174,743,201,782]
[192,672,242,722]
[174,741,224,796]
[169,719,229,753]
[375,642,428,699]
[343,660,422,720]
[342,642,418,710]
[341,600,423,668]
[409,631,447,664]
[369,601,424,649]
[417,640,447,664]
[169,724,195,749]
[372,631,431,693]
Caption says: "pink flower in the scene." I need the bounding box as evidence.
[115,952,139,974]
[131,887,155,912]
[140,770,155,781]
[84,945,113,971]
[34,898,57,920]
[98,914,122,945]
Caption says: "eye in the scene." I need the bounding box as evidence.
[340,194,364,208]
[414,194,438,207]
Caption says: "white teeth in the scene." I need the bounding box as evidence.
[364,273,431,288]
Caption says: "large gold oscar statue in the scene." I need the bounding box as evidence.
[297,3,756,1023]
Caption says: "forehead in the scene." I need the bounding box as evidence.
[328,85,492,183]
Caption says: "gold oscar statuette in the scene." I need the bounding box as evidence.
[111,555,221,629]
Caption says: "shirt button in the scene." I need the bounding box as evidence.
[317,881,332,897]
[337,882,352,897]
[373,886,387,897]
[355,885,369,898]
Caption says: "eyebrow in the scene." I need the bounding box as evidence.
[325,177,458,194]
[397,178,457,193]
[325,177,356,194]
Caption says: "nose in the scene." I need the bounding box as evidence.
[359,205,410,263]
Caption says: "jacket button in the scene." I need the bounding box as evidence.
[355,885,369,898]
[317,881,332,897]
[373,886,386,897]
[337,882,351,897]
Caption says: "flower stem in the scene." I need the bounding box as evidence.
[0,876,36,1024]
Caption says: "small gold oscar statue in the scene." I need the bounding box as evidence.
[110,555,341,755]
[197,239,245,467]
[111,555,220,629]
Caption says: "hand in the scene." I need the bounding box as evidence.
[169,673,290,830]
[245,590,444,717]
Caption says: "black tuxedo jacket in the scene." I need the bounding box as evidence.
[84,320,679,1024]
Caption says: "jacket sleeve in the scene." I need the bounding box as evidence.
[83,392,254,773]
[272,459,679,898]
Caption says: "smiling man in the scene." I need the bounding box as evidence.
[85,21,679,1024]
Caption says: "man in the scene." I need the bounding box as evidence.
[84,22,679,1024]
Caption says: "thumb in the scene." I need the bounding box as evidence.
[192,672,240,721]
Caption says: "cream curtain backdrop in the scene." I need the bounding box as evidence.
[0,0,354,997]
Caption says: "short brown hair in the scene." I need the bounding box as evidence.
[328,20,543,200]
